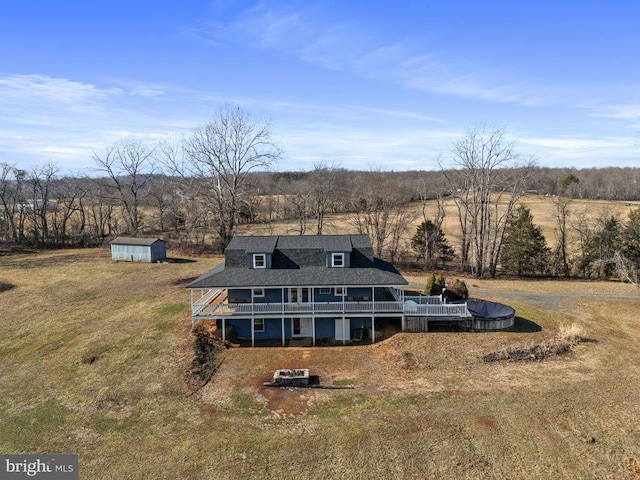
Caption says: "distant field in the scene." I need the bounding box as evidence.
[237,195,639,253]
[0,247,638,479]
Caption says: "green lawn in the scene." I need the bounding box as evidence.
[1,248,639,479]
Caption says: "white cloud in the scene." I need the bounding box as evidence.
[215,5,640,120]
[517,134,639,167]
[589,104,640,120]
[0,74,123,106]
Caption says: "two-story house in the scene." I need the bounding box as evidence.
[188,234,475,346]
[188,234,417,346]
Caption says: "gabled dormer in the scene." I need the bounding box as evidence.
[328,250,350,268]
[223,234,374,270]
[224,236,278,269]
[251,252,270,269]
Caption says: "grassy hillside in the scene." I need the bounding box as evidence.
[237,195,639,255]
[1,247,639,478]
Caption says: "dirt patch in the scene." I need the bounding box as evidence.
[474,415,497,429]
[82,355,101,365]
[0,281,15,293]
[260,386,313,416]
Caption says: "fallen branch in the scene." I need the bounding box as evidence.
[262,382,354,389]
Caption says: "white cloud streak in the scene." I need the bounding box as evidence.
[211,4,640,120]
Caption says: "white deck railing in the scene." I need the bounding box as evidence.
[192,299,470,318]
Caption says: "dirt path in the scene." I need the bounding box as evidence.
[472,288,639,311]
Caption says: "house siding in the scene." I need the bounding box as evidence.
[228,289,252,303]
[189,235,410,346]
[229,316,374,341]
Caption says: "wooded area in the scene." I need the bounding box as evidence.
[1,109,639,282]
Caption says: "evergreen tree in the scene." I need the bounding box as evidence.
[500,205,551,276]
[558,172,579,196]
[411,220,455,269]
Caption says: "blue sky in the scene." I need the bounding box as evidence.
[1,0,639,173]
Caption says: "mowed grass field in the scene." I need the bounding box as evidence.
[236,194,639,256]
[1,217,639,477]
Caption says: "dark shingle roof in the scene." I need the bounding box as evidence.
[224,234,364,254]
[188,234,407,289]
[187,262,407,289]
[226,236,278,254]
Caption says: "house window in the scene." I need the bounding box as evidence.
[253,288,264,297]
[331,253,345,267]
[254,318,264,332]
[253,254,266,268]
[319,288,331,295]
[335,287,346,296]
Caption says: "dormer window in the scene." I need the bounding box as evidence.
[253,254,266,268]
[331,253,345,267]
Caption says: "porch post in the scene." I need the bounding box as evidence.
[372,287,375,314]
[281,318,285,346]
[190,288,195,330]
[222,319,226,341]
[312,317,316,346]
[401,315,406,332]
[371,316,376,344]
[251,319,255,348]
[342,316,346,346]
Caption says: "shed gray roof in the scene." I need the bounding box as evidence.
[110,236,165,246]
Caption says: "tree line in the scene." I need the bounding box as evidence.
[0,106,638,284]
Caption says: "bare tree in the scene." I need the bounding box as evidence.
[610,252,640,292]
[146,175,182,233]
[162,105,281,251]
[308,162,343,235]
[0,162,26,243]
[50,175,87,246]
[552,195,573,276]
[442,126,535,277]
[349,171,414,260]
[414,178,449,268]
[25,163,57,247]
[84,182,117,242]
[288,184,311,235]
[92,139,155,235]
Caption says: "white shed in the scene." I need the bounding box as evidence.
[110,237,167,263]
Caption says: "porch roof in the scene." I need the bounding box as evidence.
[187,258,408,289]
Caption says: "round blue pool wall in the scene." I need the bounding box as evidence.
[465,299,516,331]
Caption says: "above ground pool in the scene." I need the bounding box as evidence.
[463,299,516,331]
